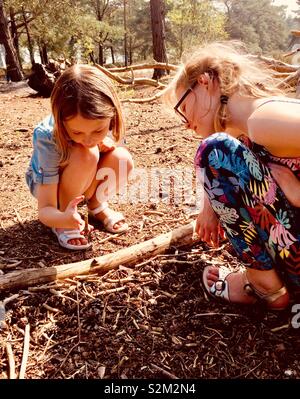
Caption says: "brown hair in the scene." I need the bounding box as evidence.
[164,41,290,131]
[51,64,125,165]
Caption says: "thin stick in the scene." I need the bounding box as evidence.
[83,198,89,236]
[14,208,24,228]
[19,324,30,379]
[76,283,81,342]
[6,342,16,379]
[150,363,179,379]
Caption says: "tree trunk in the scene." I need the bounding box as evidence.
[110,46,115,64]
[22,6,35,66]
[0,1,23,81]
[150,0,168,80]
[98,43,104,65]
[9,7,22,68]
[41,43,48,65]
[123,0,128,66]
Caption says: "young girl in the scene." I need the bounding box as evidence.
[26,64,134,250]
[164,41,300,310]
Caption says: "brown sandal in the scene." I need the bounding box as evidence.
[243,277,288,310]
[203,265,289,310]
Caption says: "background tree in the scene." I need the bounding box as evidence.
[0,0,23,80]
[167,0,227,60]
[223,0,289,54]
[150,0,168,79]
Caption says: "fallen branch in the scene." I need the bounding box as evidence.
[108,62,178,73]
[248,55,298,73]
[277,67,300,89]
[94,63,166,89]
[121,91,164,103]
[0,222,198,292]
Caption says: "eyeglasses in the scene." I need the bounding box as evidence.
[174,81,197,124]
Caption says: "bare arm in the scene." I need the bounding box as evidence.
[37,184,84,229]
[248,101,300,157]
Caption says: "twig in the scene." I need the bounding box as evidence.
[194,312,247,318]
[14,208,25,228]
[97,286,127,296]
[19,324,30,379]
[143,211,165,216]
[164,144,177,152]
[76,283,81,342]
[271,323,289,332]
[51,342,80,378]
[97,232,124,244]
[150,363,179,379]
[6,342,16,379]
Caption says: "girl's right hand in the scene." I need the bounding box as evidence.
[64,195,85,230]
[195,197,224,247]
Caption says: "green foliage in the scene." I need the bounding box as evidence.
[223,0,290,54]
[166,0,228,60]
[3,0,297,66]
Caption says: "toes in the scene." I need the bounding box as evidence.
[113,221,126,230]
[205,267,220,287]
[68,238,88,246]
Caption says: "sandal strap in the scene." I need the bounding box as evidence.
[103,212,125,228]
[88,201,109,216]
[244,281,287,305]
[207,265,233,300]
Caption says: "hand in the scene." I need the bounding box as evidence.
[99,137,116,153]
[63,195,85,230]
[268,163,300,207]
[195,195,225,247]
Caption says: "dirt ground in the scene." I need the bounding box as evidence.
[0,79,300,380]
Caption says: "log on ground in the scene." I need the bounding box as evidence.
[0,221,198,292]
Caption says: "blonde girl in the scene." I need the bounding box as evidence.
[164,41,300,310]
[26,64,133,250]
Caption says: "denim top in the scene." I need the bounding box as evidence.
[27,115,61,185]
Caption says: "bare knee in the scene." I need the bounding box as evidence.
[69,144,100,172]
[100,147,134,175]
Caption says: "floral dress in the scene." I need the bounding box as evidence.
[195,132,300,289]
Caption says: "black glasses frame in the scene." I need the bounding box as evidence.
[174,81,197,124]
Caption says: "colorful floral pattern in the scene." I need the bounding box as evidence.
[195,133,300,288]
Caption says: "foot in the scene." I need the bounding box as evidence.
[93,208,127,232]
[203,266,289,309]
[53,224,93,249]
[55,228,89,246]
[88,202,129,233]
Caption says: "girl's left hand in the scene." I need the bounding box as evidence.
[268,163,300,207]
[99,137,116,152]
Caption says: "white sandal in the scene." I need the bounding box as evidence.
[88,202,129,234]
[203,265,233,301]
[52,228,92,250]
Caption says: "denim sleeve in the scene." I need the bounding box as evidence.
[30,126,61,185]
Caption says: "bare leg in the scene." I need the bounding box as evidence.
[85,147,134,230]
[58,144,99,246]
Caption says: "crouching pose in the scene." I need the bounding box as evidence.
[164,41,300,310]
[26,64,133,250]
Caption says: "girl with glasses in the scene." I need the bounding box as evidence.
[164,41,300,310]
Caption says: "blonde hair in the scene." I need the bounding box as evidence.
[51,64,125,165]
[164,41,290,131]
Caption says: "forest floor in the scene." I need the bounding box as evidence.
[0,79,300,380]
